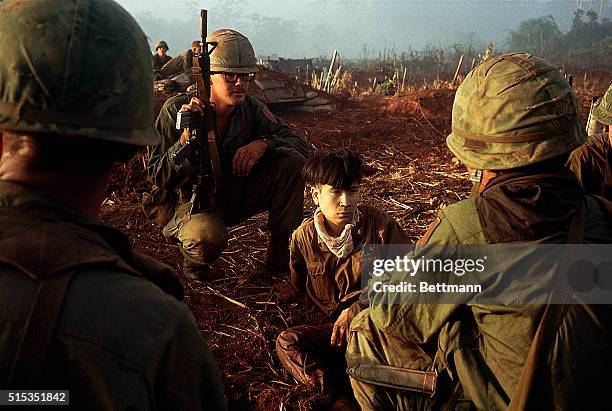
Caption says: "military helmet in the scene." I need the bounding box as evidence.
[592,83,612,126]
[446,53,586,171]
[0,0,159,146]
[207,29,256,74]
[155,40,169,51]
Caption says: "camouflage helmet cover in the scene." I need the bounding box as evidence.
[155,40,169,51]
[207,29,256,74]
[592,83,612,126]
[0,0,159,146]
[446,53,586,170]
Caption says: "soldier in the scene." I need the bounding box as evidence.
[567,83,611,200]
[153,40,172,71]
[156,40,202,81]
[345,53,612,410]
[149,29,308,280]
[0,1,226,409]
[275,151,408,410]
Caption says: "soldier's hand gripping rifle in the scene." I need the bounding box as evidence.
[172,9,223,214]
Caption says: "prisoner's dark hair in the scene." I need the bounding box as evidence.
[302,150,364,189]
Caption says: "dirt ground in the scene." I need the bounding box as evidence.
[99,80,609,410]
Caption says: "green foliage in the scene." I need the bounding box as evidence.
[505,16,561,54]
[505,9,612,67]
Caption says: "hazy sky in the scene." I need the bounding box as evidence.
[115,1,611,58]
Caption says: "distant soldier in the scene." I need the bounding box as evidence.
[153,40,172,71]
[346,53,612,411]
[567,83,612,200]
[156,40,202,81]
[274,151,408,410]
[148,29,308,280]
[0,1,226,409]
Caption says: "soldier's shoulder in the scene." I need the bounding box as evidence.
[161,93,188,113]
[59,267,196,368]
[424,198,484,245]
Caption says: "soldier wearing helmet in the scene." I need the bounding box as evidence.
[156,40,202,83]
[149,28,308,281]
[345,54,612,410]
[153,39,172,71]
[0,1,226,409]
[567,83,612,200]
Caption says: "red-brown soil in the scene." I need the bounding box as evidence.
[100,81,609,410]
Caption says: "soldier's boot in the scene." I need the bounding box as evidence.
[182,257,218,281]
[265,231,290,273]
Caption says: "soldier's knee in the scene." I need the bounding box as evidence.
[179,214,229,262]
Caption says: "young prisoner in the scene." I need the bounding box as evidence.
[274,150,409,410]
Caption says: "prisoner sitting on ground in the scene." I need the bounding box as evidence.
[274,150,409,410]
[567,82,612,200]
[0,0,226,409]
[345,53,612,411]
[148,29,309,280]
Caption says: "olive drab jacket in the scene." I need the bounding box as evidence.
[367,171,612,410]
[0,181,227,410]
[567,133,612,200]
[290,205,409,320]
[148,94,309,204]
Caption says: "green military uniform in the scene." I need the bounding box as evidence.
[276,205,408,397]
[0,181,227,409]
[346,53,612,410]
[153,53,172,71]
[149,93,308,268]
[567,84,612,200]
[567,133,611,200]
[347,178,612,410]
[156,50,193,80]
[0,0,227,407]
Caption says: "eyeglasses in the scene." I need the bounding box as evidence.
[212,72,256,83]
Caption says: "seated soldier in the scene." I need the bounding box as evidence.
[567,83,611,200]
[345,53,612,411]
[275,150,409,410]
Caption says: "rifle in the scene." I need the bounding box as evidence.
[172,9,223,214]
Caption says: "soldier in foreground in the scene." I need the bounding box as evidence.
[275,151,408,410]
[0,1,226,409]
[149,29,308,280]
[153,40,172,71]
[567,83,612,200]
[345,53,612,410]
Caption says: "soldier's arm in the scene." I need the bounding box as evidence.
[252,100,309,158]
[367,214,463,344]
[148,95,197,190]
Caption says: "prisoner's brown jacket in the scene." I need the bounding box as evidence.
[289,205,409,319]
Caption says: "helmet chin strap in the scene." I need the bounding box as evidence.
[469,169,499,196]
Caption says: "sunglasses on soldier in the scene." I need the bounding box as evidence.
[212,72,256,83]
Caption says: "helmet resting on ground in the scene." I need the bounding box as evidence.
[207,29,256,74]
[0,0,159,146]
[446,53,586,170]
